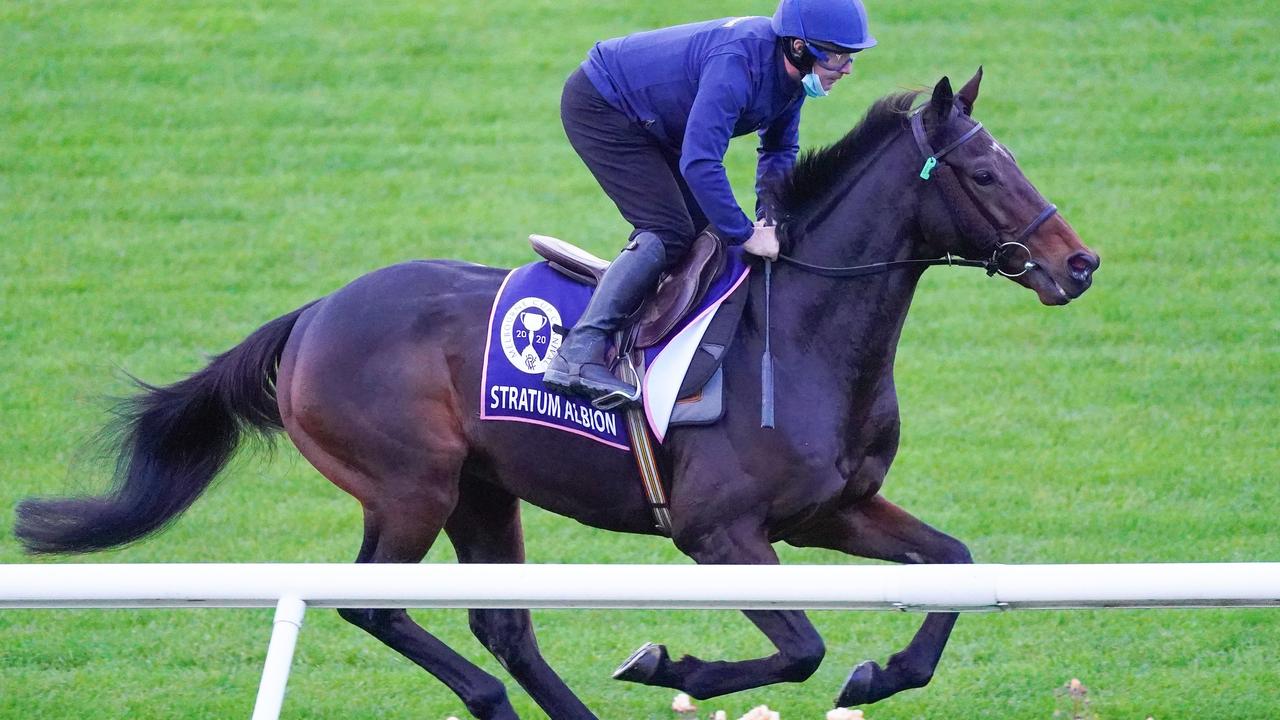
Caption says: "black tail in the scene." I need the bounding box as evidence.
[15,301,317,554]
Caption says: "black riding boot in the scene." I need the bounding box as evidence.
[543,232,667,404]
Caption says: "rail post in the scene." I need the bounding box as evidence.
[251,595,306,720]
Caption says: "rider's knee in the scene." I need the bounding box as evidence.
[634,227,692,266]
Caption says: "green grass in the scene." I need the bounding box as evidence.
[1,0,1277,718]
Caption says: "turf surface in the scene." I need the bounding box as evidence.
[1,1,1276,718]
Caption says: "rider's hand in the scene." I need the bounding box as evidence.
[743,221,779,260]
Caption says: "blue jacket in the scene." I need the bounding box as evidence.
[582,16,804,244]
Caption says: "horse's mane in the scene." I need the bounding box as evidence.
[772,90,922,220]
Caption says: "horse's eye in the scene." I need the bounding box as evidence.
[973,170,995,186]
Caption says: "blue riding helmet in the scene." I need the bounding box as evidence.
[771,0,877,51]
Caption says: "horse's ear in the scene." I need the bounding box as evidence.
[957,66,983,116]
[929,76,954,119]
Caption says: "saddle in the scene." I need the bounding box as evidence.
[529,230,726,348]
[526,232,746,537]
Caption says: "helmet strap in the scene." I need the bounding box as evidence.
[781,37,813,72]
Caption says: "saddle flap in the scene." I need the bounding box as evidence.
[635,230,725,348]
[675,271,748,399]
[529,234,609,285]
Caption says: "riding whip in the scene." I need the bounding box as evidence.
[760,209,776,429]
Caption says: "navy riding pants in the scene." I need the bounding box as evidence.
[560,67,708,264]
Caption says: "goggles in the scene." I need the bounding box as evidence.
[806,42,858,71]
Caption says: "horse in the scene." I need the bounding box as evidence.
[15,69,1098,719]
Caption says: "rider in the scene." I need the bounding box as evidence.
[543,0,876,404]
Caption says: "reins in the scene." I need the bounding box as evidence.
[776,252,991,278]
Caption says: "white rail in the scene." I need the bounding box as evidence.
[3,563,1278,719]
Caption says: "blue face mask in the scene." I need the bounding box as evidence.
[802,72,828,98]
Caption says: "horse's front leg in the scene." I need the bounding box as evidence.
[613,519,827,699]
[786,494,973,707]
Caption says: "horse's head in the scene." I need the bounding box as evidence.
[914,68,1099,304]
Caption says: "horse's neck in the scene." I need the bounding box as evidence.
[770,138,926,402]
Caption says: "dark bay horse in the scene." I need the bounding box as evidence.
[16,70,1098,719]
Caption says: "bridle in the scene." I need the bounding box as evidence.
[758,102,1060,428]
[775,104,1058,280]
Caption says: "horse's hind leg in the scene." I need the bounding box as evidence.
[786,494,973,707]
[289,424,518,720]
[614,519,827,699]
[446,475,599,720]
[342,501,522,720]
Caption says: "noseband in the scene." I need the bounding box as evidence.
[776,104,1058,279]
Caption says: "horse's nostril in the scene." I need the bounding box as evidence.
[1068,252,1099,274]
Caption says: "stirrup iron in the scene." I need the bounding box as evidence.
[592,352,642,410]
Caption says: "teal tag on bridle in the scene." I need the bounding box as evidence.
[919,156,938,180]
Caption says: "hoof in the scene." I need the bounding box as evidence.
[612,642,664,683]
[834,660,880,708]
